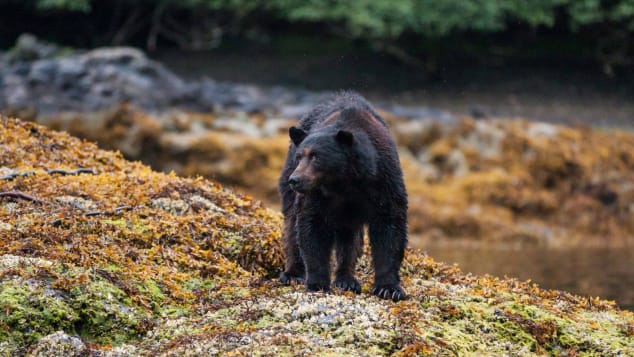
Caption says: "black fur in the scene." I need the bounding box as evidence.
[279,91,408,301]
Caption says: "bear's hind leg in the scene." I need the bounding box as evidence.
[368,216,407,301]
[333,228,363,293]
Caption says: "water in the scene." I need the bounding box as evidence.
[418,243,634,310]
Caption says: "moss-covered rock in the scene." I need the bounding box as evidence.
[0,255,150,352]
[28,331,87,357]
[1,118,633,355]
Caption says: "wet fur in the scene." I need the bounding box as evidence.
[279,91,408,301]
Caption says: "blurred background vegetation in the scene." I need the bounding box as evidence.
[2,0,633,75]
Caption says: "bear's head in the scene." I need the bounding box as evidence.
[287,126,377,194]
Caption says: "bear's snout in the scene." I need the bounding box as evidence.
[288,175,300,187]
[288,174,308,193]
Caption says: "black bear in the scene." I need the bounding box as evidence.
[278,91,408,301]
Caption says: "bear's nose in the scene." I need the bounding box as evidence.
[288,176,300,186]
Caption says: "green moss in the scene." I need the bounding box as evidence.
[209,307,241,327]
[102,218,127,228]
[413,300,535,355]
[0,261,152,349]
[144,279,165,303]
[159,305,190,318]
[102,218,148,235]
[0,279,78,345]
[70,276,148,344]
[252,313,281,328]
[133,281,161,309]
[102,263,122,272]
[183,278,216,292]
[223,232,245,257]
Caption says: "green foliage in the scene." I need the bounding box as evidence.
[23,0,634,37]
[261,0,634,38]
[566,0,634,30]
[7,0,633,74]
[264,0,542,37]
[34,0,91,11]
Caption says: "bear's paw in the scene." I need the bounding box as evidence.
[372,284,406,301]
[333,276,361,293]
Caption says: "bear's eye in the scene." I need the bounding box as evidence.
[309,152,318,160]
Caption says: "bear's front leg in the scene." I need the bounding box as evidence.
[333,228,363,293]
[297,212,334,292]
[369,216,407,301]
[280,214,305,285]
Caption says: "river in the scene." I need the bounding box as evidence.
[416,242,634,310]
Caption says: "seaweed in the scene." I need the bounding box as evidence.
[42,106,634,247]
[0,118,633,356]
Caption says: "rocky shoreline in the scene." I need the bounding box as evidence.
[0,34,453,122]
[1,118,633,355]
[30,104,634,249]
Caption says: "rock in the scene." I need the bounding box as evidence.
[6,34,62,63]
[277,103,315,118]
[527,122,559,138]
[392,119,443,153]
[1,46,191,114]
[28,60,58,85]
[0,166,18,178]
[382,103,455,124]
[446,148,469,177]
[0,35,453,122]
[29,332,87,357]
[0,254,53,269]
[260,117,296,137]
[458,120,505,159]
[55,196,98,211]
[212,115,262,136]
[189,195,225,213]
[469,105,490,119]
[150,197,190,215]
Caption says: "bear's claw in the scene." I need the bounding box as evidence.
[372,284,406,301]
[279,272,305,285]
[333,277,361,293]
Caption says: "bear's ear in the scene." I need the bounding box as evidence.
[289,126,307,146]
[336,130,354,146]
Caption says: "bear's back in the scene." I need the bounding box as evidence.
[298,91,388,132]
